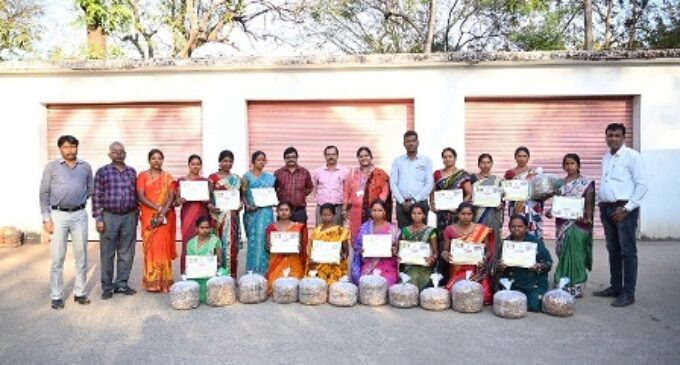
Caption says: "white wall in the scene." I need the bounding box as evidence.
[0,62,678,238]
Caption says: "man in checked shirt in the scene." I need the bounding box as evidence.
[93,142,139,300]
[274,146,314,225]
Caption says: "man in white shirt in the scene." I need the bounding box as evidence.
[593,123,647,307]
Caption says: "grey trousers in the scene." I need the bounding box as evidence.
[100,211,138,291]
[50,209,88,300]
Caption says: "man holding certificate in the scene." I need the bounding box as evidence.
[307,204,350,285]
[312,146,347,226]
[274,147,314,225]
[265,202,308,295]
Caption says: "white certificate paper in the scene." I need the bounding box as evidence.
[311,240,342,264]
[473,185,502,208]
[502,180,530,201]
[450,239,485,265]
[214,190,240,211]
[252,187,278,207]
[270,231,300,254]
[180,180,210,201]
[552,196,585,220]
[362,234,393,258]
[398,240,432,266]
[434,189,463,211]
[185,255,217,279]
[501,240,537,268]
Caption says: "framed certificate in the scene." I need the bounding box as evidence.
[502,180,530,201]
[214,190,240,211]
[501,240,537,268]
[450,239,485,265]
[311,240,342,264]
[434,189,463,211]
[185,255,217,279]
[398,240,432,266]
[179,180,210,201]
[473,185,502,207]
[252,187,278,207]
[552,196,585,220]
[362,234,393,258]
[270,231,300,253]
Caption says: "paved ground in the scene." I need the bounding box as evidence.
[1,239,679,364]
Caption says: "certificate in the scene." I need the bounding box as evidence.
[252,187,278,207]
[502,180,530,201]
[311,240,342,264]
[214,190,240,211]
[179,180,209,201]
[450,239,485,265]
[552,196,585,220]
[362,234,393,258]
[398,240,432,266]
[185,255,217,279]
[270,231,300,253]
[473,185,502,207]
[501,241,537,268]
[434,189,463,211]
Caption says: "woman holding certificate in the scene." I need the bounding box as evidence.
[430,148,472,231]
[399,205,438,290]
[470,154,503,245]
[208,150,241,278]
[265,201,308,294]
[307,203,350,285]
[137,149,177,293]
[351,199,400,286]
[545,154,595,297]
[496,215,553,312]
[186,217,223,303]
[504,146,545,240]
[441,202,496,304]
[242,151,276,274]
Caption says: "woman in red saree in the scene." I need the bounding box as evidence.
[265,201,308,295]
[137,149,177,293]
[441,202,496,304]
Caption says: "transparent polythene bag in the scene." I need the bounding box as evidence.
[389,273,419,308]
[420,272,450,311]
[170,280,200,310]
[359,269,388,306]
[542,277,576,317]
[238,270,268,304]
[299,270,328,305]
[451,270,484,313]
[493,278,527,319]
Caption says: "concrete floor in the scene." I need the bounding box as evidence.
[1,239,679,364]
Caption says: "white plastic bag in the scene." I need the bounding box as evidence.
[359,269,388,306]
[329,276,358,307]
[389,273,419,308]
[206,276,237,307]
[530,171,558,199]
[273,267,300,304]
[451,270,484,313]
[420,272,450,311]
[542,277,575,317]
[493,278,527,319]
[299,270,328,305]
[170,281,200,310]
[238,270,268,304]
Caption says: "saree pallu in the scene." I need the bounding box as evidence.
[351,220,400,287]
[505,169,544,240]
[444,224,496,304]
[209,173,241,278]
[399,226,437,290]
[434,169,470,233]
[471,175,503,251]
[178,176,209,274]
[186,234,221,303]
[343,166,391,239]
[138,171,177,293]
[307,225,349,285]
[264,223,308,295]
[243,171,276,274]
[553,178,595,297]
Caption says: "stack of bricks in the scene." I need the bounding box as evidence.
[0,226,24,248]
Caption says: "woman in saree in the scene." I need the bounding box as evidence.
[208,150,241,278]
[496,215,553,312]
[398,204,438,290]
[504,146,545,240]
[186,216,223,303]
[470,153,503,247]
[136,149,177,293]
[351,199,400,287]
[265,201,308,295]
[441,202,496,304]
[545,153,594,297]
[307,203,350,285]
[176,154,213,275]
[242,150,276,274]
[342,146,391,239]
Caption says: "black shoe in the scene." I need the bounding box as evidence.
[74,295,91,305]
[114,286,137,296]
[611,294,635,307]
[51,299,64,309]
[101,290,114,300]
[593,287,621,297]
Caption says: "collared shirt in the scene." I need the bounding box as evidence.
[39,158,93,220]
[92,163,138,220]
[390,153,434,204]
[600,145,648,211]
[312,164,347,205]
[274,166,314,208]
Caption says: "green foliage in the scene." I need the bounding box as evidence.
[646,1,680,48]
[0,0,43,58]
[76,0,133,32]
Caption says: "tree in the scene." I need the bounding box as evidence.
[584,0,593,50]
[77,0,134,58]
[0,0,43,59]
[645,0,680,48]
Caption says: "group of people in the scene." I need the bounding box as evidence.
[40,125,647,311]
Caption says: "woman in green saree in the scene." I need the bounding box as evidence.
[186,216,223,303]
[399,204,438,290]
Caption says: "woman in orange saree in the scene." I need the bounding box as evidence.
[265,201,308,295]
[137,149,177,293]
